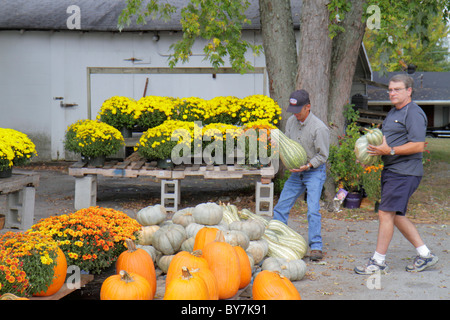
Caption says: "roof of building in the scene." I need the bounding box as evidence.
[368,71,450,104]
[0,0,302,32]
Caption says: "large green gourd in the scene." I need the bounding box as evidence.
[271,129,307,170]
[354,128,383,165]
[364,128,383,146]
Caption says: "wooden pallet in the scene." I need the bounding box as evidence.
[0,170,40,194]
[68,160,276,181]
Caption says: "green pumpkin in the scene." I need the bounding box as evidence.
[364,128,383,146]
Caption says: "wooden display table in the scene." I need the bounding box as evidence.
[0,170,40,230]
[68,160,275,215]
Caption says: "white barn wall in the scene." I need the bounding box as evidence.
[0,30,267,161]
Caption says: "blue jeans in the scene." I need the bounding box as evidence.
[273,164,326,250]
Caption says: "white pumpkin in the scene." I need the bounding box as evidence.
[137,225,160,245]
[152,223,186,255]
[246,239,269,264]
[136,244,158,263]
[181,236,195,252]
[261,257,307,281]
[229,219,265,240]
[136,204,167,226]
[157,254,175,273]
[172,207,195,227]
[223,230,250,250]
[192,202,223,225]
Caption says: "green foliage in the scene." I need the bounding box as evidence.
[118,0,262,74]
[328,105,364,192]
[363,0,450,74]
[327,0,353,39]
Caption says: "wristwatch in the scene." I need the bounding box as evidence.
[307,163,313,170]
[390,147,396,155]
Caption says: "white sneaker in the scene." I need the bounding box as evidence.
[354,258,389,275]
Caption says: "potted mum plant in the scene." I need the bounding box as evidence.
[97,96,141,137]
[361,163,383,212]
[64,119,124,166]
[135,120,200,167]
[0,231,63,297]
[0,128,37,178]
[328,106,364,208]
[136,95,176,130]
[31,207,141,274]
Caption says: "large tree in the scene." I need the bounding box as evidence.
[119,0,450,200]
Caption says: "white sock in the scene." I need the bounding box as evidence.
[372,251,386,264]
[416,244,431,257]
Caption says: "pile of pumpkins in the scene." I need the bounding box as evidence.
[100,202,308,300]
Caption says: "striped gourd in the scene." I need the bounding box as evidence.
[271,129,307,170]
[266,219,307,259]
[262,234,303,260]
[220,203,241,224]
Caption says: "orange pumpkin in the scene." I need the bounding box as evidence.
[193,227,219,251]
[165,250,209,287]
[252,270,301,300]
[101,270,152,300]
[202,231,241,299]
[191,267,219,300]
[33,247,67,297]
[164,267,210,300]
[116,239,156,299]
[234,245,252,289]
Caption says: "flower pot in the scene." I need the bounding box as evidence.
[344,192,362,209]
[0,167,12,179]
[84,155,106,167]
[157,158,174,169]
[120,127,133,138]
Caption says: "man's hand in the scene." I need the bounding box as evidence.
[290,163,312,172]
[367,136,390,156]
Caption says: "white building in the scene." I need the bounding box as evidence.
[0,0,371,161]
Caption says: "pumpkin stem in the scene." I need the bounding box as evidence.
[119,270,135,283]
[181,266,193,280]
[125,239,137,252]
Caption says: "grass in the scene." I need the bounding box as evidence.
[408,138,449,223]
[292,138,450,224]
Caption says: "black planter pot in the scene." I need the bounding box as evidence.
[344,192,362,209]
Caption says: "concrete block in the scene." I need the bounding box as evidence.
[74,175,97,210]
[5,187,36,230]
[161,179,180,213]
[255,181,274,216]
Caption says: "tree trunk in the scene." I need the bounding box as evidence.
[296,0,332,124]
[320,0,367,204]
[328,0,367,144]
[259,0,298,131]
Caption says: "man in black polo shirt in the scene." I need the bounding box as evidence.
[354,74,439,274]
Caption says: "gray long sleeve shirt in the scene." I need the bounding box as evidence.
[285,112,330,168]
